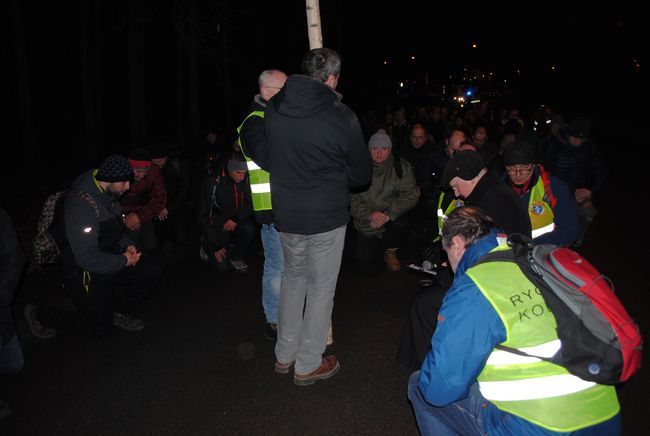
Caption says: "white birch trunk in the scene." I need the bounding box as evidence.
[305,0,323,49]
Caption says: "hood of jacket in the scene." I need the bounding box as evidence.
[271,75,340,119]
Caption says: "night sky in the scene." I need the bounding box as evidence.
[1,2,645,197]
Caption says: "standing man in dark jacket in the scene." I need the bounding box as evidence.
[264,48,372,385]
[238,69,288,340]
[61,155,162,337]
[0,208,25,420]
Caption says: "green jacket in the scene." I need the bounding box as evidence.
[351,155,419,238]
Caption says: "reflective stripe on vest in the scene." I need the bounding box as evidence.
[467,253,619,432]
[237,110,272,211]
[528,173,555,238]
[434,193,464,241]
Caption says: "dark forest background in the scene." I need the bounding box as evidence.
[2,2,646,205]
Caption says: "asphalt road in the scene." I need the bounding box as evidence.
[1,178,647,435]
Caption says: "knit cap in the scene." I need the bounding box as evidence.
[96,155,134,183]
[368,130,392,149]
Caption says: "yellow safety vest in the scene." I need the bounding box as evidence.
[528,175,555,239]
[466,249,619,432]
[237,111,272,211]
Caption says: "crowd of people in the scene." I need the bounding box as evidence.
[1,47,622,433]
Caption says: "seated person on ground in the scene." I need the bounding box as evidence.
[351,130,419,271]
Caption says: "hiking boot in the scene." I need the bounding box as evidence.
[230,260,249,273]
[384,248,401,272]
[113,313,145,332]
[24,303,56,339]
[264,323,277,341]
[294,356,340,386]
[274,359,294,374]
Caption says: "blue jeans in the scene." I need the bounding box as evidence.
[0,334,24,374]
[408,371,484,436]
[261,224,283,324]
[408,371,621,435]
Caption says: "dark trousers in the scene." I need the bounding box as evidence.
[125,221,157,254]
[355,214,409,264]
[397,266,452,370]
[154,207,190,248]
[63,257,161,337]
[202,219,256,272]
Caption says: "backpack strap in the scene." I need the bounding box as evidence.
[67,190,99,218]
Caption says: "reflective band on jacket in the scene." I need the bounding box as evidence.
[436,193,463,237]
[531,222,555,239]
[250,183,271,194]
[467,252,619,432]
[486,339,561,365]
[237,110,272,211]
[479,374,596,401]
[528,172,555,238]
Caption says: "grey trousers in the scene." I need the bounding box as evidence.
[275,225,346,374]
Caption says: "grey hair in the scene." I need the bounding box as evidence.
[301,48,341,82]
[441,206,495,249]
[258,69,283,88]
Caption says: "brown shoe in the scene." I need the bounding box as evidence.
[384,248,401,272]
[274,359,295,374]
[293,356,340,386]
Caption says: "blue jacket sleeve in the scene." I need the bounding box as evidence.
[534,176,580,246]
[418,274,506,406]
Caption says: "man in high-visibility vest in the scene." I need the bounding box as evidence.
[407,206,620,435]
[238,69,287,341]
[502,140,579,246]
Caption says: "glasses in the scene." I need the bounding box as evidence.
[505,164,533,176]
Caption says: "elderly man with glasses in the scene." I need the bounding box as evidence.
[502,140,579,246]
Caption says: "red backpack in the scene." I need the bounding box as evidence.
[481,235,642,385]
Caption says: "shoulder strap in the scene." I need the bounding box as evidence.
[66,190,99,218]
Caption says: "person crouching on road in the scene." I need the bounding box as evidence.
[197,150,255,273]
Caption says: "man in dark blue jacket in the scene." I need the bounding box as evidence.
[61,155,161,337]
[264,48,372,386]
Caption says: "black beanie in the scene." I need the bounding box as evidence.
[503,140,535,166]
[96,155,134,183]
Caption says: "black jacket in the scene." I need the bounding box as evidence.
[265,75,372,234]
[61,170,132,275]
[467,170,532,237]
[197,170,253,250]
[0,208,25,339]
